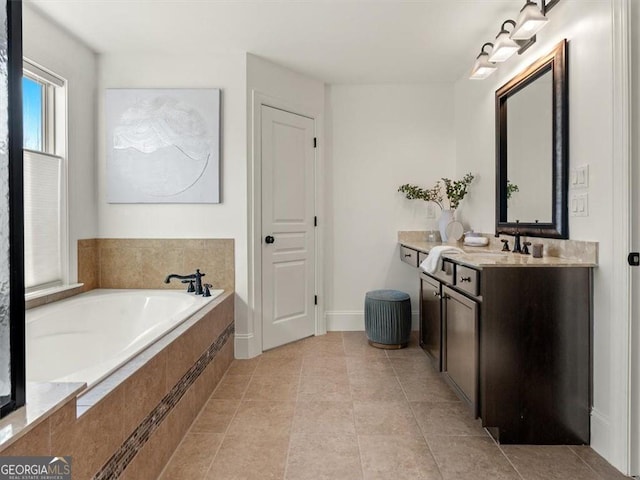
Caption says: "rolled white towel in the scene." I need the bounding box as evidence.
[420,246,465,274]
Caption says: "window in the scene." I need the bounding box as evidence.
[22,60,67,293]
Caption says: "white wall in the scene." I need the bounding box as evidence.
[245,54,325,357]
[97,52,249,341]
[325,84,455,330]
[23,4,98,284]
[454,0,625,471]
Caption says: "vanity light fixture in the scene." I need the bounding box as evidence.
[488,20,521,63]
[511,1,549,40]
[470,43,497,80]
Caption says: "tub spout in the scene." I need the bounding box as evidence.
[164,269,206,295]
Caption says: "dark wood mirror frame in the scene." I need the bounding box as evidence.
[495,39,568,239]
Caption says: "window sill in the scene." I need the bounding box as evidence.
[25,283,84,310]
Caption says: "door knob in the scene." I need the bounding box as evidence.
[265,235,275,244]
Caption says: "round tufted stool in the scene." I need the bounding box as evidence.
[364,290,411,349]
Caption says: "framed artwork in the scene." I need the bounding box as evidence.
[106,88,220,203]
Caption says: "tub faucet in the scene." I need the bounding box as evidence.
[164,269,206,295]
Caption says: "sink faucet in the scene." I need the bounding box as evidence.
[512,220,522,254]
[164,269,206,295]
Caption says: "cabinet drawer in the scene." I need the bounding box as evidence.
[456,265,480,296]
[400,246,418,267]
[418,251,428,266]
[432,259,455,285]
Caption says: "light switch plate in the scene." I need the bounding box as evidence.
[572,165,589,188]
[570,192,589,217]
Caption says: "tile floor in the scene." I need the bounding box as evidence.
[159,331,630,480]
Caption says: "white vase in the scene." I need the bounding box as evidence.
[438,209,454,242]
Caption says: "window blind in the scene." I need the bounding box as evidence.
[23,150,62,290]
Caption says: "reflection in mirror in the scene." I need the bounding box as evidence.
[495,39,568,239]
[506,69,552,223]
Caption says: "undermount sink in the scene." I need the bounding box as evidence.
[462,251,508,257]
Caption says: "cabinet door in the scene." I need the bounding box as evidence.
[420,273,442,371]
[443,286,478,416]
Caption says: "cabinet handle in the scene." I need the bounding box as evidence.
[433,291,441,297]
[404,254,412,257]
[442,294,451,300]
[459,276,472,283]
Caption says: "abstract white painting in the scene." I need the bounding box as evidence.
[106,88,220,203]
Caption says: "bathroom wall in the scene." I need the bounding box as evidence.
[23,4,98,284]
[324,84,455,329]
[97,51,249,348]
[453,0,623,470]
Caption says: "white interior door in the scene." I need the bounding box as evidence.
[261,105,315,351]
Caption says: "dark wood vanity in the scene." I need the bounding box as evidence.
[401,242,593,445]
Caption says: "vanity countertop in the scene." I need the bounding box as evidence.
[400,240,597,268]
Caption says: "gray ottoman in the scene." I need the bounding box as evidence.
[364,290,411,349]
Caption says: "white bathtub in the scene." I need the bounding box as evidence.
[26,288,223,386]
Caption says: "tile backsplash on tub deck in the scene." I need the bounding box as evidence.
[78,238,235,292]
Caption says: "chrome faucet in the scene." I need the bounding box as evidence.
[164,269,206,295]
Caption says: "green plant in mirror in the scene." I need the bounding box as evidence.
[506,180,519,200]
[398,172,474,211]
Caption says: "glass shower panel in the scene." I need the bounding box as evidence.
[0,0,11,405]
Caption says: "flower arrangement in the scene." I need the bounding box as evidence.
[398,173,475,211]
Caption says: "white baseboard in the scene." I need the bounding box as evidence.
[591,408,617,470]
[325,311,419,332]
[234,332,260,359]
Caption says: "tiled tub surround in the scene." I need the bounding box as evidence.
[26,238,235,309]
[0,291,235,480]
[398,231,598,266]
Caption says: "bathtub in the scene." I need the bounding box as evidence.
[26,288,224,387]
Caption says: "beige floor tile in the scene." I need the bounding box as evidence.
[227,400,295,436]
[211,375,251,400]
[206,433,289,480]
[358,434,443,479]
[190,399,240,434]
[298,374,352,402]
[502,445,602,480]
[305,331,344,344]
[286,433,363,480]
[302,341,346,357]
[389,356,438,376]
[244,375,300,401]
[354,401,421,436]
[411,401,486,436]
[292,401,356,434]
[398,375,459,402]
[346,357,395,376]
[262,340,306,359]
[569,446,630,479]
[428,436,521,480]
[301,355,348,376]
[349,373,407,402]
[226,358,260,376]
[254,356,303,376]
[343,342,388,358]
[159,433,223,480]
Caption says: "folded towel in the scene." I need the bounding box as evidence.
[420,246,465,274]
[463,236,489,247]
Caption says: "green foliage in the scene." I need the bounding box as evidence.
[506,180,519,200]
[398,173,475,211]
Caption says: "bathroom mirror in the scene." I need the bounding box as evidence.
[495,39,568,239]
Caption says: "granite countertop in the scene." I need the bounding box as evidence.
[400,240,597,268]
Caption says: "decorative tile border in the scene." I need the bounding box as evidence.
[93,321,235,480]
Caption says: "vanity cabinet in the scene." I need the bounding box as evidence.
[405,243,592,445]
[419,272,442,370]
[443,285,479,416]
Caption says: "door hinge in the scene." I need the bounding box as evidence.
[314,216,317,227]
[313,137,317,148]
[629,252,640,266]
[314,295,318,305]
